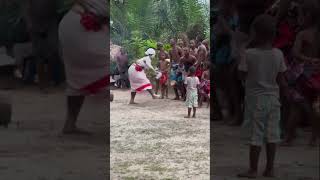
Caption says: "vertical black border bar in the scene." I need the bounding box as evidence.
[209,0,214,179]
[106,0,110,179]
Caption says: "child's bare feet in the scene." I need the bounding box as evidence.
[184,116,191,118]
[237,170,258,178]
[192,115,196,118]
[263,169,275,177]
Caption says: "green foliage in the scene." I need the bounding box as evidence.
[111,0,209,59]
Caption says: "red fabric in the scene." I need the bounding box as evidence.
[273,21,295,49]
[80,12,102,32]
[159,72,168,85]
[195,67,204,80]
[81,75,109,94]
[135,64,143,72]
[136,83,152,92]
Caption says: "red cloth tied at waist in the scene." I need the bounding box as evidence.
[160,72,168,85]
[80,75,109,94]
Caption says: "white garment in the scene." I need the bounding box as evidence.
[184,76,200,92]
[136,56,155,71]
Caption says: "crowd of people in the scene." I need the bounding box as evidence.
[212,0,319,178]
[113,35,211,118]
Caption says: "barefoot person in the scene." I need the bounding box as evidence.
[169,38,184,100]
[128,48,159,104]
[237,14,287,178]
[59,0,108,134]
[159,59,170,99]
[184,66,200,118]
[155,43,169,95]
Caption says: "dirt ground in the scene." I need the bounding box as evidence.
[0,85,107,180]
[1,85,317,180]
[110,90,210,179]
[212,121,319,180]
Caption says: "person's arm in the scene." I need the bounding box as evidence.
[145,57,156,72]
[276,50,289,94]
[238,50,248,81]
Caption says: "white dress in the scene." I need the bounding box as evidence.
[128,56,155,92]
[59,10,108,96]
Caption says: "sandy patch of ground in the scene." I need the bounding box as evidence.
[0,86,107,180]
[110,90,210,179]
[212,121,319,180]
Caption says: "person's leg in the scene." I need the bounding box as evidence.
[147,89,159,99]
[155,79,160,95]
[173,86,180,100]
[160,85,165,99]
[165,85,169,98]
[199,94,203,108]
[192,107,197,118]
[185,108,192,118]
[239,96,265,178]
[263,143,276,177]
[282,103,300,146]
[129,91,137,104]
[238,145,261,178]
[63,95,89,134]
[228,64,243,126]
[303,101,318,146]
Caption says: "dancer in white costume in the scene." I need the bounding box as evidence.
[128,48,160,104]
[59,0,108,134]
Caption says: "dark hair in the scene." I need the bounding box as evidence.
[251,14,276,42]
[189,66,196,74]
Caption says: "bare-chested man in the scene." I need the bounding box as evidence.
[169,39,184,100]
[189,40,198,57]
[196,37,208,64]
[202,39,210,61]
[180,47,197,73]
[195,36,208,80]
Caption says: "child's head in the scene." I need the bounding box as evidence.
[159,53,166,60]
[170,38,176,46]
[189,40,196,48]
[188,66,196,76]
[157,42,164,50]
[250,14,276,46]
[183,47,190,56]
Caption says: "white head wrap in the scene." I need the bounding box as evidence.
[145,48,156,58]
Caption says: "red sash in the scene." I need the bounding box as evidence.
[80,75,109,94]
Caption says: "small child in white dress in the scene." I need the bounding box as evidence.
[184,66,200,118]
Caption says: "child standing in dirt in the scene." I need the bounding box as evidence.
[237,14,287,178]
[159,58,170,99]
[184,66,200,118]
